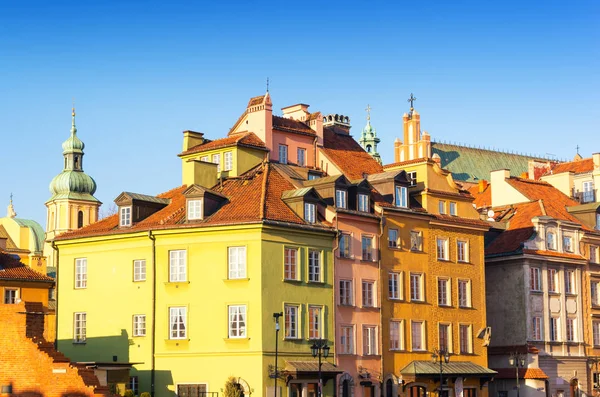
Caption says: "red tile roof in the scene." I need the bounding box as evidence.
[546,158,594,175]
[248,95,266,107]
[431,214,490,228]
[179,132,266,156]
[0,252,54,283]
[522,249,586,260]
[56,163,330,241]
[493,368,549,380]
[383,158,429,169]
[272,115,315,135]
[321,127,384,180]
[468,184,492,208]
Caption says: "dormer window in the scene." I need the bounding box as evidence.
[304,202,316,224]
[395,186,408,208]
[407,171,417,187]
[187,199,203,220]
[563,236,573,253]
[308,172,321,181]
[336,190,347,209]
[358,194,369,212]
[120,206,132,227]
[547,232,556,250]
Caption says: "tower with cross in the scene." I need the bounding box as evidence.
[359,104,382,164]
[393,94,432,162]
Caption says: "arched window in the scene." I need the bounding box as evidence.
[74,156,80,170]
[342,380,350,397]
[386,379,393,397]
[366,145,372,153]
[77,211,84,228]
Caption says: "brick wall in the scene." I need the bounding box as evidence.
[0,302,110,397]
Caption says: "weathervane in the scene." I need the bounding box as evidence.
[365,104,371,121]
[408,93,417,110]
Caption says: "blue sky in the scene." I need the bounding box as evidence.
[1,0,598,227]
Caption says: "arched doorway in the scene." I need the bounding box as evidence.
[386,379,393,397]
[570,378,580,397]
[338,373,354,397]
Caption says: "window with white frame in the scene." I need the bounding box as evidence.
[362,236,374,261]
[592,280,600,306]
[439,323,451,352]
[308,250,321,282]
[336,189,347,209]
[132,259,146,282]
[550,317,560,341]
[438,278,450,306]
[389,272,401,300]
[339,234,351,258]
[75,258,87,288]
[224,151,233,171]
[363,325,377,355]
[565,270,575,294]
[532,317,542,341]
[212,153,221,172]
[120,206,131,227]
[410,230,422,251]
[449,202,457,216]
[566,318,576,342]
[530,267,541,291]
[284,247,298,280]
[436,238,449,260]
[438,200,446,214]
[278,144,288,164]
[200,155,209,162]
[459,324,472,353]
[297,148,306,167]
[304,202,316,223]
[187,199,202,220]
[591,245,599,263]
[457,240,469,262]
[340,325,354,354]
[228,305,247,338]
[563,236,573,253]
[3,288,18,304]
[284,304,299,339]
[133,314,146,337]
[547,232,556,250]
[548,268,559,293]
[390,320,404,350]
[228,246,247,279]
[594,321,600,346]
[395,186,408,208]
[458,279,471,308]
[388,229,398,248]
[358,194,369,212]
[410,273,423,302]
[362,281,374,307]
[74,312,86,343]
[308,306,322,339]
[169,307,187,339]
[407,171,417,187]
[169,250,187,282]
[411,321,425,351]
[339,279,353,305]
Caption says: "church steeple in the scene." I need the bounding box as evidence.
[7,193,16,218]
[359,104,382,164]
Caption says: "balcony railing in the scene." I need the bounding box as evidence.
[573,189,596,204]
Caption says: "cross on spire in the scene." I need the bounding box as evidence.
[576,145,580,155]
[408,93,417,110]
[266,77,270,93]
[9,193,13,203]
[365,104,372,121]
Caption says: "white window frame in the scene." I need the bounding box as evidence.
[74,312,87,343]
[224,151,233,171]
[532,316,542,341]
[389,272,402,300]
[228,305,247,338]
[563,236,573,253]
[459,324,472,354]
[449,202,457,216]
[438,278,451,307]
[363,325,377,355]
[133,314,146,337]
[439,200,446,215]
[436,238,449,261]
[340,325,355,354]
[336,189,347,209]
[133,260,146,282]
[169,250,187,282]
[304,202,316,224]
[548,268,558,293]
[362,280,375,307]
[284,304,299,339]
[547,232,556,250]
[284,247,298,281]
[565,269,575,294]
[457,240,469,262]
[591,245,599,264]
[530,267,541,291]
[395,186,408,208]
[458,279,472,308]
[120,206,132,227]
[75,258,87,289]
[308,250,321,282]
[339,279,353,306]
[407,171,417,187]
[358,194,369,212]
[439,323,452,353]
[228,246,247,279]
[592,280,600,306]
[388,229,398,248]
[550,317,560,341]
[308,306,322,340]
[390,320,404,351]
[339,233,351,258]
[187,199,203,220]
[410,273,423,302]
[169,306,187,340]
[362,235,374,261]
[297,148,306,167]
[3,288,18,304]
[200,155,209,162]
[566,317,576,342]
[411,320,425,351]
[279,144,288,164]
[594,321,600,347]
[212,153,221,172]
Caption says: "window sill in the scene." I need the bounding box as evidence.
[338,303,355,307]
[72,341,86,345]
[361,306,380,310]
[389,349,406,352]
[360,259,377,263]
[165,281,190,285]
[133,280,147,283]
[565,293,578,297]
[223,278,250,282]
[284,279,302,283]
[387,246,401,250]
[439,304,453,308]
[437,258,451,262]
[132,335,146,338]
[284,337,302,341]
[548,292,561,296]
[337,255,354,260]
[530,290,543,295]
[457,261,470,264]
[308,281,325,285]
[410,300,426,304]
[388,298,404,302]
[224,337,250,342]
[459,352,475,356]
[459,305,474,309]
[363,354,381,358]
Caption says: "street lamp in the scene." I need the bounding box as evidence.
[588,357,600,395]
[311,339,330,397]
[273,312,283,397]
[431,348,450,397]
[509,353,526,397]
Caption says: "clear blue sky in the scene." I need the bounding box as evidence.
[1,0,598,227]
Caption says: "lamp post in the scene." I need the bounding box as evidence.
[588,357,600,396]
[431,349,450,397]
[509,353,526,397]
[311,339,330,397]
[273,312,283,397]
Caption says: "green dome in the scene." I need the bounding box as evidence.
[49,170,97,196]
[62,133,84,154]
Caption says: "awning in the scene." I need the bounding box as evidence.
[77,361,143,370]
[284,361,344,375]
[400,361,496,384]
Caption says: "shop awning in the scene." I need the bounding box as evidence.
[400,361,496,384]
[284,361,344,375]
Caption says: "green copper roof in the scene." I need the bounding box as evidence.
[12,218,45,254]
[62,110,84,154]
[431,142,552,182]
[48,171,98,200]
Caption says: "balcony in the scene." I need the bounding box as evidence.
[573,189,596,204]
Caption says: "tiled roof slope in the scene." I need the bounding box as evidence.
[545,158,594,175]
[272,116,315,135]
[0,252,55,283]
[431,142,551,182]
[322,127,384,180]
[56,163,327,241]
[179,132,266,156]
[493,368,548,380]
[468,184,492,208]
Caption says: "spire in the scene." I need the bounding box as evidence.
[358,104,382,164]
[7,193,16,218]
[71,107,77,135]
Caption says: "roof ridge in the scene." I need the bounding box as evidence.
[538,199,547,216]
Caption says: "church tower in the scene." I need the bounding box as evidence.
[394,94,431,162]
[46,108,101,242]
[359,105,382,164]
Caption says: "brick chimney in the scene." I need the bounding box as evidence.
[478,180,489,193]
[182,130,205,151]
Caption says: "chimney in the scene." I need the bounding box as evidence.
[281,104,311,120]
[490,169,528,207]
[478,179,489,193]
[593,153,600,170]
[182,159,218,188]
[182,131,205,152]
[323,114,351,135]
[520,172,528,179]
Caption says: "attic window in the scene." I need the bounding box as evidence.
[395,186,408,208]
[407,171,417,187]
[187,199,203,220]
[305,202,316,224]
[358,194,369,212]
[308,172,321,181]
[547,232,556,250]
[336,190,347,209]
[120,207,132,227]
